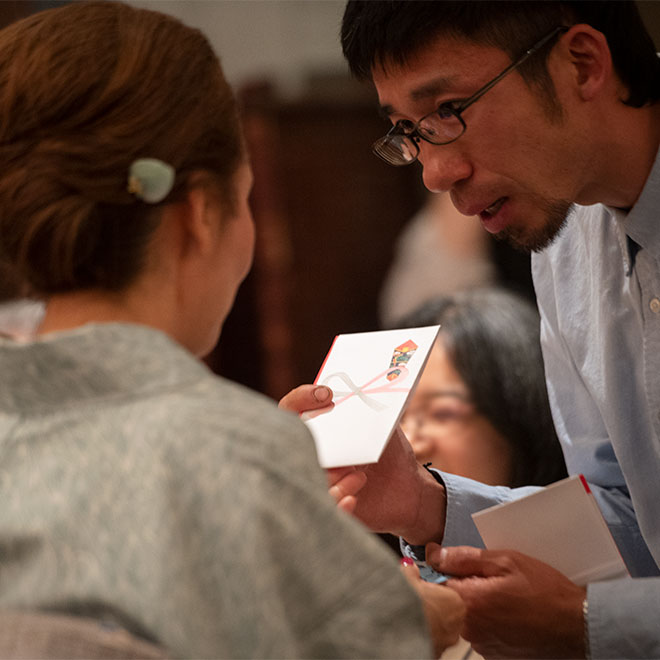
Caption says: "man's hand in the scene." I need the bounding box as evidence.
[400,558,466,657]
[279,384,335,416]
[427,543,587,659]
[279,385,447,544]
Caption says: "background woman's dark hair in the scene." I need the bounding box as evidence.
[398,288,567,487]
[0,1,243,296]
[341,1,659,109]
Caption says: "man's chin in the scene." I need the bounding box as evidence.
[496,201,573,254]
[495,227,557,254]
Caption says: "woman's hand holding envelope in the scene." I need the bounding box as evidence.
[400,557,466,657]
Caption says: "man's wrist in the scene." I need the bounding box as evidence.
[401,463,446,546]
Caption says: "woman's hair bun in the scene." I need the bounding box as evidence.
[0,1,242,295]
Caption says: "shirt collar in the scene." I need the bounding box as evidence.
[606,206,639,276]
[614,143,660,263]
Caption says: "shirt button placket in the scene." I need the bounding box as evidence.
[637,250,660,448]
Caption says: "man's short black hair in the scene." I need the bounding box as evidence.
[341,1,660,107]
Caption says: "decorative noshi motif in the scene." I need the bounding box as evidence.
[320,340,419,411]
[387,339,418,381]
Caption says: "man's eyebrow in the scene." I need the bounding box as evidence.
[410,76,455,102]
[377,76,456,118]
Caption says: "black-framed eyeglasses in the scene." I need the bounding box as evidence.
[372,25,568,166]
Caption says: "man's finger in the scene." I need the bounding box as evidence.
[278,384,333,413]
[326,465,357,486]
[337,495,357,514]
[426,544,509,578]
[329,469,368,503]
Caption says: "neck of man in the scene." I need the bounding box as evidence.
[581,100,660,210]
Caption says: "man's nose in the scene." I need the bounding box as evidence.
[419,142,471,193]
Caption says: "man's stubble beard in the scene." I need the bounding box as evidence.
[497,199,574,254]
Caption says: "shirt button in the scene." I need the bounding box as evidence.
[650,298,660,314]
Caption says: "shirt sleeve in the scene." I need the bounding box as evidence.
[588,576,660,658]
[440,472,540,548]
[403,472,660,658]
[585,482,660,578]
[400,469,541,557]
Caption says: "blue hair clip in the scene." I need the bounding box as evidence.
[127,158,175,204]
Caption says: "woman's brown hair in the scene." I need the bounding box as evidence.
[0,1,243,295]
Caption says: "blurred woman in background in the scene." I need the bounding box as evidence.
[399,288,567,488]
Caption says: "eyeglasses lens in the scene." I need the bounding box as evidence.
[373,134,418,166]
[418,113,464,144]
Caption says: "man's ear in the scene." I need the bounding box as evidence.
[560,24,613,102]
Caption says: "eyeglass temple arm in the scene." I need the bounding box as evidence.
[457,25,569,112]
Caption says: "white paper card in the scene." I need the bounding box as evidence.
[471,475,628,585]
[305,325,440,468]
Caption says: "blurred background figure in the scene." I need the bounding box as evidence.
[399,288,567,488]
[379,189,541,331]
[0,298,45,340]
[0,263,44,340]
[379,192,496,327]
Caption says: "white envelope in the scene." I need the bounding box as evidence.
[305,325,440,468]
[471,475,629,585]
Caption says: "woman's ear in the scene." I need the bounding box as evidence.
[560,24,613,102]
[178,173,223,258]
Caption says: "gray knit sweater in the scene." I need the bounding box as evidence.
[0,323,431,659]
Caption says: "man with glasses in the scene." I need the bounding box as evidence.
[282,1,660,657]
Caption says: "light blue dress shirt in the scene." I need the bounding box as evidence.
[410,148,660,658]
